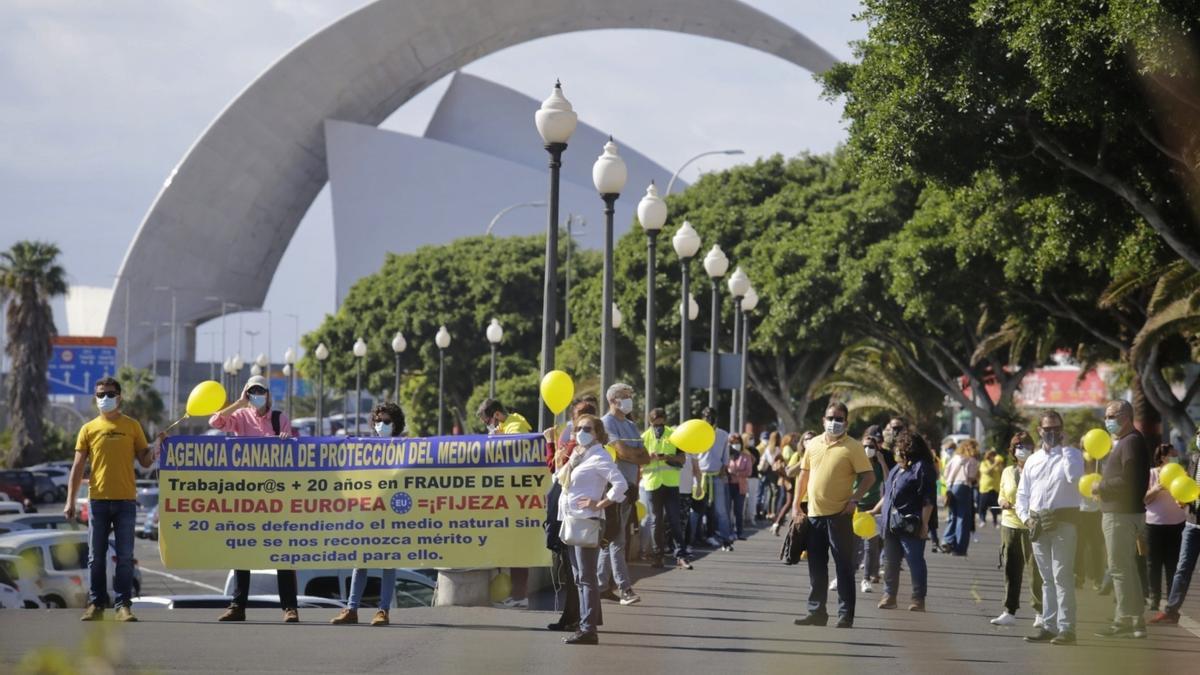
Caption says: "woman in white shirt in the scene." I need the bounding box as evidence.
[556,414,628,645]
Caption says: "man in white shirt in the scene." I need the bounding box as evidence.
[1016,410,1085,646]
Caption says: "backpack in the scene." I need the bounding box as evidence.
[271,410,282,435]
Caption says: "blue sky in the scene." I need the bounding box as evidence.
[0,0,867,364]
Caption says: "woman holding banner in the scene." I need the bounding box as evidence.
[556,413,628,645]
[331,402,407,626]
[210,375,301,623]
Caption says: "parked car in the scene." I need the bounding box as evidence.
[0,520,31,536]
[0,571,22,609]
[135,487,159,528]
[30,467,70,501]
[0,552,46,608]
[132,594,346,610]
[1,470,59,504]
[74,481,89,523]
[0,530,143,607]
[0,483,23,502]
[0,501,24,516]
[0,514,78,532]
[224,568,436,609]
[139,506,159,540]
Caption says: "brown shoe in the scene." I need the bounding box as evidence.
[283,608,300,623]
[330,608,358,625]
[877,595,897,610]
[217,605,245,622]
[115,606,138,622]
[371,610,389,626]
[80,605,104,621]
[908,599,925,612]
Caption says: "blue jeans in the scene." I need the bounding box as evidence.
[649,485,685,559]
[883,531,928,600]
[689,476,733,545]
[88,499,136,608]
[805,513,857,620]
[1165,522,1200,615]
[598,502,632,593]
[946,483,974,555]
[347,568,396,610]
[570,545,603,635]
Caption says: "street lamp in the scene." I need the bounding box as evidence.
[352,338,367,435]
[534,80,577,431]
[154,286,178,419]
[486,319,503,399]
[485,201,547,236]
[593,136,628,399]
[222,356,233,396]
[314,343,329,433]
[665,149,745,196]
[637,181,667,425]
[679,294,700,321]
[391,331,406,403]
[253,353,268,380]
[231,353,244,395]
[283,347,296,420]
[703,245,729,408]
[611,303,623,329]
[435,326,451,435]
[738,285,759,431]
[672,221,702,422]
[726,267,750,431]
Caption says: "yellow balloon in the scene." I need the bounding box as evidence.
[1159,462,1187,488]
[669,419,716,454]
[539,370,574,415]
[1082,428,1112,460]
[604,444,617,461]
[489,572,512,603]
[852,511,877,539]
[1168,476,1200,504]
[185,380,228,417]
[636,501,647,521]
[1078,472,1102,499]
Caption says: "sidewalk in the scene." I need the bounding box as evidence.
[2,520,1197,673]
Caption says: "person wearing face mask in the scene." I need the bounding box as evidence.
[872,429,936,612]
[879,416,905,470]
[990,432,1043,627]
[942,439,981,556]
[67,377,165,622]
[598,384,650,593]
[792,402,875,629]
[692,407,735,552]
[477,398,531,436]
[557,414,628,645]
[639,407,690,571]
[210,375,300,623]
[1143,443,1188,615]
[1091,399,1152,639]
[850,426,887,593]
[726,435,753,539]
[331,402,407,625]
[1016,410,1084,646]
[1151,425,1200,625]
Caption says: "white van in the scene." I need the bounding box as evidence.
[223,568,435,608]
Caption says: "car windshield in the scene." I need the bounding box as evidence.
[137,493,159,509]
[50,542,88,570]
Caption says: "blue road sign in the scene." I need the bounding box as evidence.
[48,337,118,395]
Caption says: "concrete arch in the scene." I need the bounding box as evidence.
[106,0,838,362]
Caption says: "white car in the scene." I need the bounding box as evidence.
[0,578,21,609]
[0,553,45,608]
[29,467,70,500]
[225,568,436,608]
[132,594,346,610]
[0,502,24,516]
[0,530,89,608]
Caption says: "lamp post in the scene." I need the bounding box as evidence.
[391,332,406,402]
[435,326,451,435]
[665,149,745,196]
[254,353,268,381]
[637,182,667,425]
[485,201,547,236]
[564,214,585,340]
[611,303,623,330]
[154,286,177,419]
[672,221,701,423]
[738,285,758,431]
[221,357,231,396]
[726,267,750,432]
[283,347,296,420]
[352,338,367,435]
[593,137,628,399]
[534,80,577,431]
[231,353,244,397]
[314,343,329,433]
[486,319,503,398]
[702,245,729,408]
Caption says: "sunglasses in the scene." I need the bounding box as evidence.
[247,387,267,395]
[577,426,594,433]
[1040,426,1062,434]
[95,391,119,399]
[824,416,846,423]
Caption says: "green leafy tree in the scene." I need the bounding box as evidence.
[115,365,164,433]
[1,241,67,467]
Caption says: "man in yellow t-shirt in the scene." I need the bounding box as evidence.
[65,376,162,622]
[792,402,875,629]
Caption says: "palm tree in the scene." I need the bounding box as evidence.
[1,241,67,467]
[116,365,164,433]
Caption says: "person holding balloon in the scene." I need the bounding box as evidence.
[1151,425,1200,625]
[872,429,936,612]
[1143,444,1188,615]
[210,374,301,623]
[1092,400,1151,639]
[641,407,690,571]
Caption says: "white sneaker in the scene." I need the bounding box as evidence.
[860,579,873,593]
[771,523,781,536]
[829,579,838,591]
[1033,614,1044,628]
[990,612,1016,626]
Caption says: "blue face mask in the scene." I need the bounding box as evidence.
[249,394,267,409]
[1104,419,1120,435]
[97,396,118,413]
[375,422,393,437]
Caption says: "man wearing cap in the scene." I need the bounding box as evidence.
[209,375,299,623]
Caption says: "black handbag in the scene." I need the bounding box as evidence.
[780,517,809,565]
[888,507,921,537]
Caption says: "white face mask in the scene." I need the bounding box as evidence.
[618,398,633,414]
[1015,447,1031,463]
[97,396,118,413]
[374,422,393,437]
[576,431,594,447]
[486,424,498,434]
[865,445,877,459]
[824,419,846,437]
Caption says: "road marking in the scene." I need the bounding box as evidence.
[1180,613,1200,640]
[139,567,223,593]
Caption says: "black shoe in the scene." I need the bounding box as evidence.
[1094,624,1136,639]
[835,617,853,629]
[1024,629,1057,643]
[599,590,620,602]
[563,631,598,645]
[651,557,664,569]
[793,614,828,627]
[1050,632,1076,646]
[547,621,579,632]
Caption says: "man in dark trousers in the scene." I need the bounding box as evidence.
[1093,399,1151,639]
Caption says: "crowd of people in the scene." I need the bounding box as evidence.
[64,373,1200,652]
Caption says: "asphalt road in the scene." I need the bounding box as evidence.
[3,515,1198,674]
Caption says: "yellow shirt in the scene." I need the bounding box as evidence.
[75,414,148,500]
[499,412,531,434]
[999,466,1024,530]
[640,426,680,490]
[800,433,871,517]
[979,457,1004,493]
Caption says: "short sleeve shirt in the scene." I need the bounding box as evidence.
[75,414,148,500]
[602,413,642,487]
[801,433,871,517]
